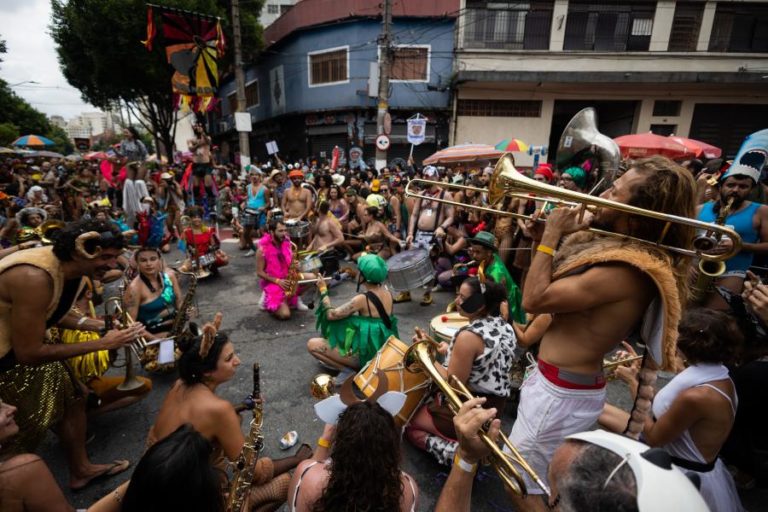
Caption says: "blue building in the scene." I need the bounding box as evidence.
[212,0,459,166]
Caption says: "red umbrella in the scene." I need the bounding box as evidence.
[85,151,109,161]
[668,136,722,159]
[614,133,692,160]
[423,144,503,165]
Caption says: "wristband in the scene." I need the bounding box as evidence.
[536,243,556,257]
[317,437,331,448]
[453,452,478,474]
[77,316,89,327]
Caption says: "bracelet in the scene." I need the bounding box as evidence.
[536,243,556,257]
[317,437,331,448]
[453,452,478,474]
[76,316,89,327]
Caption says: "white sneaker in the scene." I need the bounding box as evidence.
[296,298,309,311]
[244,249,255,257]
[258,291,266,311]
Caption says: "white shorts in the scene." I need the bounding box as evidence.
[507,367,606,495]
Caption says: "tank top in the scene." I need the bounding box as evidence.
[246,184,266,210]
[698,201,761,272]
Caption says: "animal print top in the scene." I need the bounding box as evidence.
[445,315,518,397]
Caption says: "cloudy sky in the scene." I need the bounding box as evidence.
[1,0,98,120]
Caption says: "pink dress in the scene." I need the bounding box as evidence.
[258,234,297,311]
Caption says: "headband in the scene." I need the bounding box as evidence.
[199,312,223,359]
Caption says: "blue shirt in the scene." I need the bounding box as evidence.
[698,201,761,272]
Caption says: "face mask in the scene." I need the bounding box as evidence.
[459,292,485,314]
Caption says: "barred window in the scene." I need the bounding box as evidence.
[309,48,348,86]
[564,0,655,52]
[391,47,429,81]
[280,4,292,14]
[457,99,542,117]
[668,2,704,51]
[267,4,278,14]
[245,81,259,107]
[464,0,554,50]
[709,2,768,53]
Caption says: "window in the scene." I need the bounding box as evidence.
[267,4,278,14]
[390,46,429,81]
[650,124,676,136]
[668,2,704,51]
[245,80,259,107]
[457,99,542,117]
[280,4,292,14]
[308,47,349,86]
[564,0,655,52]
[709,2,768,53]
[464,0,553,50]
[653,100,681,117]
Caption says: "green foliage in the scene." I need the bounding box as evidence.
[50,0,264,157]
[0,122,19,146]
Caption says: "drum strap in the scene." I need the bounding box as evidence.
[364,292,392,330]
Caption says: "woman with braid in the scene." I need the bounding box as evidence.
[147,313,313,511]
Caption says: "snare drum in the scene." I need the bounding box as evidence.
[198,252,216,268]
[285,219,310,240]
[429,312,468,344]
[299,254,323,273]
[354,336,432,427]
[386,250,434,292]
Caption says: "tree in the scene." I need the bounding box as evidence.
[50,0,264,160]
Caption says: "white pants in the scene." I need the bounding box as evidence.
[507,367,606,494]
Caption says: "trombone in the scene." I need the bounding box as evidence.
[404,337,550,497]
[406,154,742,263]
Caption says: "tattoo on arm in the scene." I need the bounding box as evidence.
[327,299,358,321]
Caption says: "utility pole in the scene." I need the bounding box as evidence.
[375,0,393,171]
[231,0,251,172]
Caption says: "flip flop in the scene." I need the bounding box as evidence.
[70,459,131,492]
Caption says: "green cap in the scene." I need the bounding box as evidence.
[563,166,587,189]
[468,231,497,251]
[358,253,388,283]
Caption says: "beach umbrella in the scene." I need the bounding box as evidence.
[495,138,530,152]
[65,154,84,161]
[11,135,55,148]
[668,136,722,159]
[28,150,64,158]
[613,133,692,160]
[423,144,503,165]
[0,147,18,154]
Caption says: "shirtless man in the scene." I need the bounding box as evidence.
[402,165,453,305]
[307,201,344,254]
[282,169,313,222]
[509,156,696,511]
[187,122,215,205]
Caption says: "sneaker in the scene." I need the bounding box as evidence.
[296,298,310,311]
[420,292,433,306]
[394,291,412,303]
[430,284,442,293]
[258,291,266,311]
[244,249,255,257]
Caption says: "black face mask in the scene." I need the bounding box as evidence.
[459,292,485,314]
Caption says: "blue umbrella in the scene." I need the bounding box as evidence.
[11,134,56,147]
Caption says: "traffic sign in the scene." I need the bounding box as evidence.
[375,134,391,151]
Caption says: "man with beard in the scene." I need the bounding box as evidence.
[507,156,696,511]
[282,169,313,221]
[256,219,309,319]
[696,164,768,309]
[187,121,216,207]
[0,219,145,491]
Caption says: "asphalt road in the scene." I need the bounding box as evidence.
[43,244,765,511]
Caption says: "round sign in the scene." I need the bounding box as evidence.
[375,134,391,151]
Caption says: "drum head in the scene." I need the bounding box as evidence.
[387,249,429,269]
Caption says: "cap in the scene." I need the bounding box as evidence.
[269,169,283,180]
[562,166,587,189]
[534,164,554,182]
[288,169,304,179]
[371,179,381,192]
[468,231,497,251]
[358,253,388,283]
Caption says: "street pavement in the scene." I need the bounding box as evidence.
[44,242,765,511]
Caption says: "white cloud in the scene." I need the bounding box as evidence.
[0,0,99,120]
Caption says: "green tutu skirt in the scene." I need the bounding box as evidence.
[315,304,399,366]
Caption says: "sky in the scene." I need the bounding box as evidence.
[0,0,98,120]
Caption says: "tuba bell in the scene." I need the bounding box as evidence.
[17,219,65,244]
[556,107,621,188]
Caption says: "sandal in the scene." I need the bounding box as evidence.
[70,459,131,492]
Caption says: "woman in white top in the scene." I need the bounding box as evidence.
[288,401,418,512]
[601,308,744,512]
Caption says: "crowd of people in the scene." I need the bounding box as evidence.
[0,116,766,512]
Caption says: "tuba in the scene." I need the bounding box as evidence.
[17,219,65,244]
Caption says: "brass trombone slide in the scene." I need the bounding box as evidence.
[406,154,742,263]
[404,338,550,497]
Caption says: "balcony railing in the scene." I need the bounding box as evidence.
[462,1,553,50]
[563,0,656,52]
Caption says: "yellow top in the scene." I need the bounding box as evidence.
[0,246,66,358]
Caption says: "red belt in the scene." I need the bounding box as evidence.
[537,359,606,390]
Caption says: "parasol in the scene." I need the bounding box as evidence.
[495,138,529,152]
[28,150,64,159]
[668,136,722,159]
[11,135,55,148]
[613,133,692,160]
[423,144,503,165]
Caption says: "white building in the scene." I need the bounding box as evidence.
[49,115,67,129]
[452,0,768,168]
[260,0,298,29]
